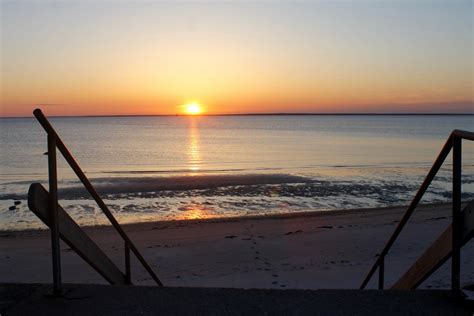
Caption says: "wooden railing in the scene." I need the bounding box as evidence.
[360,129,474,293]
[32,109,163,294]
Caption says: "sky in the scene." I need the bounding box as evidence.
[1,0,473,116]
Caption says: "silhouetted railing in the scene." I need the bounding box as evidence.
[360,129,474,293]
[33,109,163,294]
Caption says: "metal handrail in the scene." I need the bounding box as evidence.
[33,109,163,291]
[360,129,474,292]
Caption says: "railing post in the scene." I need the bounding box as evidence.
[378,256,385,290]
[452,136,461,294]
[125,241,131,284]
[48,134,62,295]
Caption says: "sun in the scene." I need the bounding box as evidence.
[184,102,203,115]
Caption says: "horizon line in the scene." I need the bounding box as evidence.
[1,112,473,119]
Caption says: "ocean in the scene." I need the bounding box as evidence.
[1,114,473,231]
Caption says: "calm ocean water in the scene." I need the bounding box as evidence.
[1,115,473,230]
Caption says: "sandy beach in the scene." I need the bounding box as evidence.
[1,203,472,290]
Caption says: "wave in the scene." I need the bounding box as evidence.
[50,173,313,199]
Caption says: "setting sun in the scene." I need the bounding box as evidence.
[184,102,203,115]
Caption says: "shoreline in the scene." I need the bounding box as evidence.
[1,202,472,290]
[0,202,453,235]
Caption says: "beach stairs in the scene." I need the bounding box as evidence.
[9,109,474,314]
[392,200,474,289]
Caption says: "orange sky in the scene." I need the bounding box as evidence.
[1,1,473,117]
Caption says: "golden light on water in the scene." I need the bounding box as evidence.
[179,203,213,220]
[187,120,201,171]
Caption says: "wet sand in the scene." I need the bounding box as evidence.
[0,203,473,290]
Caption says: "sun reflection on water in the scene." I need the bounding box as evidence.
[178,203,214,220]
[187,118,201,172]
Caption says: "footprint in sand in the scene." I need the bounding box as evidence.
[271,274,285,288]
[318,225,333,229]
[284,230,303,236]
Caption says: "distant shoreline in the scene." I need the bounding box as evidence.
[1,113,473,119]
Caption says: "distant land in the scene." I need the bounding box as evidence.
[1,112,473,119]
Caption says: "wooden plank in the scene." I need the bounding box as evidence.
[391,201,474,289]
[28,183,126,285]
[391,225,453,289]
[462,200,474,241]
